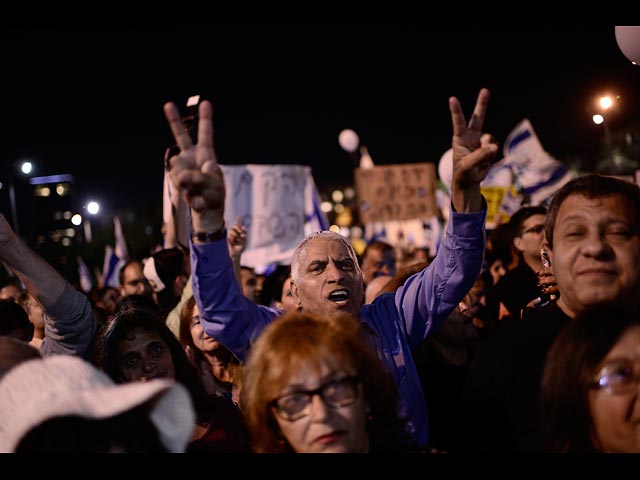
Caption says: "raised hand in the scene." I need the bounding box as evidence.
[227,218,249,286]
[448,88,498,213]
[227,218,248,261]
[163,100,226,233]
[536,266,559,299]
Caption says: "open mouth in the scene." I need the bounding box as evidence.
[328,289,350,303]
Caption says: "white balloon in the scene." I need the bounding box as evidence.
[438,146,512,194]
[615,26,640,65]
[338,129,360,153]
[437,148,453,194]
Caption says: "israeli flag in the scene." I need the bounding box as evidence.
[76,256,93,293]
[502,119,574,205]
[101,217,129,288]
[304,171,329,235]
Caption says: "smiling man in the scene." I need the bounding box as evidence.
[163,88,497,448]
[456,174,640,452]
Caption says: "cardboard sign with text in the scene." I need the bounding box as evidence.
[354,163,437,224]
[220,164,324,268]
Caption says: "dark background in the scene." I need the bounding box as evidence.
[1,25,639,278]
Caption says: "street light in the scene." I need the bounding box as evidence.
[592,113,612,151]
[7,160,35,235]
[599,96,613,110]
[592,95,621,162]
[83,200,100,243]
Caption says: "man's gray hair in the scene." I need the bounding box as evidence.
[290,231,361,283]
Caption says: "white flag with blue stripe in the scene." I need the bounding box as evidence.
[500,118,574,205]
[101,216,129,288]
[76,256,93,293]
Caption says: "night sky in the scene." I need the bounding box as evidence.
[2,25,639,222]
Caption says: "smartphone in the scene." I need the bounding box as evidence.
[540,247,551,268]
[535,247,552,308]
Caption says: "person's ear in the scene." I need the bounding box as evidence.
[290,281,302,307]
[174,275,187,294]
[513,236,525,253]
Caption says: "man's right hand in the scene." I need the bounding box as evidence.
[163,100,226,233]
[448,88,498,213]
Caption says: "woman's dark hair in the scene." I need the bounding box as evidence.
[540,305,640,452]
[99,307,209,418]
[151,247,188,313]
[113,294,161,318]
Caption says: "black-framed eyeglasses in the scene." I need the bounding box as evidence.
[271,376,362,422]
[591,359,640,394]
[522,224,545,235]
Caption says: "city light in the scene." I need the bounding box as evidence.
[320,201,333,213]
[8,160,36,234]
[599,96,613,110]
[87,201,100,215]
[20,161,33,175]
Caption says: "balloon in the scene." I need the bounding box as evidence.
[615,26,640,65]
[437,148,453,193]
[338,129,360,153]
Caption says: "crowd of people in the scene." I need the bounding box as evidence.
[1,87,640,453]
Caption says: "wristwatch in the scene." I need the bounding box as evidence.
[192,228,227,243]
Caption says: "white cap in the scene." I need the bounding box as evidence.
[0,355,195,452]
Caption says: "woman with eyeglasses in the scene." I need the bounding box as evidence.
[540,306,640,452]
[240,311,421,453]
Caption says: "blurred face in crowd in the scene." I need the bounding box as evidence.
[116,327,175,383]
[240,267,258,303]
[121,262,152,297]
[291,237,364,320]
[275,277,298,312]
[589,325,640,452]
[272,361,369,453]
[96,288,120,315]
[23,294,45,333]
[189,304,222,353]
[0,285,22,302]
[488,258,507,285]
[549,194,640,318]
[514,214,547,265]
[360,247,396,287]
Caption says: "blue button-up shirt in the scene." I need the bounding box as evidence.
[191,206,486,447]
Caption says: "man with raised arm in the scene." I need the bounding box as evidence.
[0,214,97,358]
[164,89,496,447]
